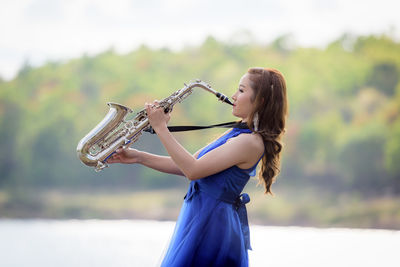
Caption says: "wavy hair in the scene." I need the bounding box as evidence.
[246,67,288,194]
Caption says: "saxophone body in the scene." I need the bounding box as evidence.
[77,80,232,172]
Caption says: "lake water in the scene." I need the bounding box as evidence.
[0,219,399,267]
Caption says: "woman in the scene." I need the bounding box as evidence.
[108,67,288,266]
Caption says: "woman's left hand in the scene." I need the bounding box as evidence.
[145,100,170,132]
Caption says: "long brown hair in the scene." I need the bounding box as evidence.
[247,67,288,194]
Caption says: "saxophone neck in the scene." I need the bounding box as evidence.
[186,80,233,105]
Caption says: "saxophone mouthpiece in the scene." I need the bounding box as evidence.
[224,98,234,105]
[216,92,234,105]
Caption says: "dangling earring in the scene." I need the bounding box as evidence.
[253,113,259,131]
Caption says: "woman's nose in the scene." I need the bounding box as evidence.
[231,92,237,100]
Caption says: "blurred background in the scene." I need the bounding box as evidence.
[0,0,400,266]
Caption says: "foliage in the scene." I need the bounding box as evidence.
[0,33,399,198]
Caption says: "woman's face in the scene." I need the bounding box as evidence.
[232,73,255,122]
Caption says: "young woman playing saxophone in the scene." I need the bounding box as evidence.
[107,67,288,267]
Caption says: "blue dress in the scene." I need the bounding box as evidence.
[161,127,259,267]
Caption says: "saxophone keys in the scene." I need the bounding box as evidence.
[95,161,108,172]
[124,137,131,145]
[124,121,134,129]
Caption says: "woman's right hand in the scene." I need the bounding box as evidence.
[107,148,142,164]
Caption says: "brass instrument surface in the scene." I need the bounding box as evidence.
[76,80,232,172]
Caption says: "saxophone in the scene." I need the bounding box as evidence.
[76,80,233,172]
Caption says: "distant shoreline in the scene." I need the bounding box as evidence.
[1,187,399,230]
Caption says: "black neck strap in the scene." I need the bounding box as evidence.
[144,121,249,134]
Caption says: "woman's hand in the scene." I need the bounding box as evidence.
[107,148,142,164]
[145,100,170,132]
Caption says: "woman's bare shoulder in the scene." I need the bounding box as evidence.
[229,132,264,153]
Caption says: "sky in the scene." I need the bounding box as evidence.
[0,0,399,81]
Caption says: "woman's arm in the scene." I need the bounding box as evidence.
[147,104,263,180]
[107,147,203,176]
[139,150,202,176]
[155,126,262,180]
[139,151,184,175]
